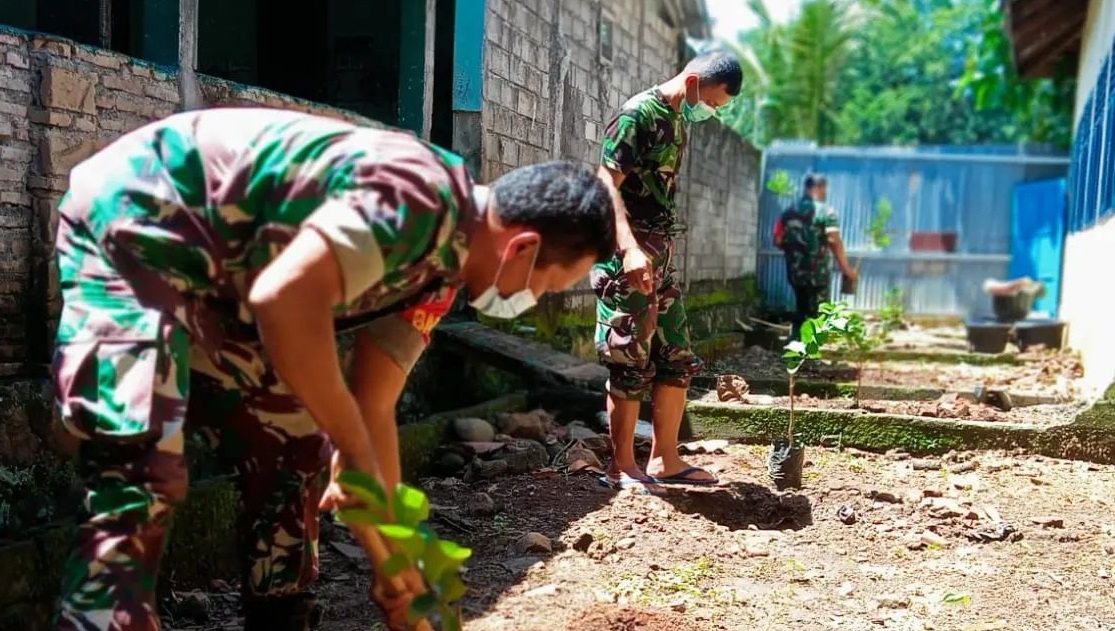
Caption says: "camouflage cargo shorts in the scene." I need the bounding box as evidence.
[590,231,703,400]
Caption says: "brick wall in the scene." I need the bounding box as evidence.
[0,27,389,537]
[479,0,761,358]
[0,27,381,373]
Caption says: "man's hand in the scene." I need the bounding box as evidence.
[623,247,654,294]
[319,450,381,512]
[842,267,859,285]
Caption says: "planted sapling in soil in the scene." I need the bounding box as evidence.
[772,312,841,489]
[336,471,472,631]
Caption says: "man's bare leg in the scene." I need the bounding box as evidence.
[605,393,649,481]
[645,383,716,482]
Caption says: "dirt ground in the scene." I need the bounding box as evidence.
[695,390,1087,426]
[166,446,1115,631]
[708,345,1084,402]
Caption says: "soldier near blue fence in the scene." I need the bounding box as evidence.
[773,173,857,339]
[51,107,616,631]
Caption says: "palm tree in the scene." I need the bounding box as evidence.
[719,0,857,146]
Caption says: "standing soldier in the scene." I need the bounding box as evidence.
[593,52,743,491]
[51,107,616,631]
[773,173,857,340]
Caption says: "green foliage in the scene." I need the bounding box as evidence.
[719,0,1073,149]
[766,169,794,197]
[336,471,472,630]
[955,0,1075,148]
[867,198,893,250]
[783,301,851,374]
[879,287,906,333]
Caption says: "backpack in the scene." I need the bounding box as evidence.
[775,199,828,286]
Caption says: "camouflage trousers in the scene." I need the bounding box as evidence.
[52,229,331,630]
[591,231,703,400]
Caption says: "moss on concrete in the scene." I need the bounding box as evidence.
[827,349,1026,366]
[688,400,1115,465]
[687,401,1036,455]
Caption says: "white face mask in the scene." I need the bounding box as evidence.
[469,242,540,319]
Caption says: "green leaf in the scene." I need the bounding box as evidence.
[941,592,972,605]
[784,340,808,356]
[392,484,431,528]
[334,508,383,527]
[336,470,388,510]
[800,320,816,344]
[439,540,473,563]
[438,605,463,631]
[439,573,469,603]
[380,553,411,578]
[408,593,438,621]
[377,524,424,559]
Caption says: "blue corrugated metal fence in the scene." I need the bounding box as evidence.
[758,143,1069,317]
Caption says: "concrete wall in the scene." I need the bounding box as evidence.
[479,0,761,358]
[1061,0,1115,397]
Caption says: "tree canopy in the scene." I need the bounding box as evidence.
[717,0,1075,149]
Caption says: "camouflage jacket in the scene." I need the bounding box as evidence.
[777,195,840,288]
[601,88,686,235]
[58,108,474,351]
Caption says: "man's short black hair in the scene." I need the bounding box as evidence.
[490,161,616,265]
[684,51,743,97]
[803,173,828,190]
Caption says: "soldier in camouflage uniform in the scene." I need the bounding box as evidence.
[773,173,856,340]
[592,52,742,491]
[51,107,616,631]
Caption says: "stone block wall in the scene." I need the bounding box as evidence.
[479,0,761,359]
[0,27,389,538]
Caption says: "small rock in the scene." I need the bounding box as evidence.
[471,457,508,478]
[868,490,902,504]
[745,544,770,557]
[837,582,856,597]
[175,591,211,623]
[522,584,559,598]
[513,532,553,554]
[616,537,636,550]
[876,594,910,609]
[716,374,750,402]
[454,417,496,442]
[495,409,555,441]
[567,422,599,441]
[886,450,911,461]
[927,498,964,519]
[1100,568,1111,579]
[432,445,474,476]
[947,460,977,474]
[330,541,367,561]
[579,435,612,459]
[921,531,948,547]
[502,556,543,574]
[564,444,604,470]
[911,459,942,471]
[468,492,497,516]
[1030,516,1065,529]
[497,439,550,474]
[572,532,594,552]
[679,439,730,455]
[837,505,857,525]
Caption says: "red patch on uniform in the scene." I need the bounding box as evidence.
[399,287,459,343]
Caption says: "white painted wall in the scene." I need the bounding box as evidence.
[1062,0,1115,397]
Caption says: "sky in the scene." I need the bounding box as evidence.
[705,0,803,41]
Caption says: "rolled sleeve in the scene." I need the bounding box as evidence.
[821,205,841,234]
[362,314,428,374]
[601,112,642,175]
[304,198,387,303]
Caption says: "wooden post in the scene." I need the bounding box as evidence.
[178,0,203,110]
[98,0,112,49]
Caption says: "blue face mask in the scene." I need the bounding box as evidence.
[682,87,717,123]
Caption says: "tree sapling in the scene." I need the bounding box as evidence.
[336,471,472,631]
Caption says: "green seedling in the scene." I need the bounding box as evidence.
[336,471,473,631]
[880,287,906,333]
[766,169,794,198]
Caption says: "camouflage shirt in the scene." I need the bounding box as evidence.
[601,88,686,234]
[778,195,840,288]
[58,108,474,351]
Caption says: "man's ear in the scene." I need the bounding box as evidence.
[505,230,541,259]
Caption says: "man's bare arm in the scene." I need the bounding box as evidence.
[827,231,856,277]
[248,228,379,474]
